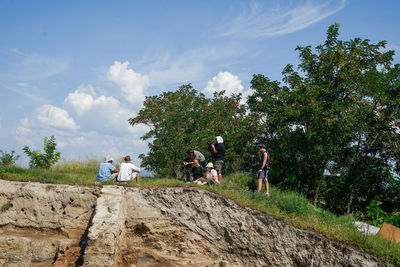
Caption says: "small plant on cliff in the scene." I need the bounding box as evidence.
[23,135,61,169]
[1,202,13,212]
[0,150,20,166]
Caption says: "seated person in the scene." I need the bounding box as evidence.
[117,155,141,183]
[195,162,219,186]
[96,156,118,181]
[190,160,205,182]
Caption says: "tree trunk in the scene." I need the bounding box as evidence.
[314,160,328,206]
[313,175,323,206]
[346,133,362,215]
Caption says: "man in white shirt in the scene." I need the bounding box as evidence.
[117,155,141,183]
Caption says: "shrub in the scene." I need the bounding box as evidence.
[0,150,20,166]
[23,135,61,169]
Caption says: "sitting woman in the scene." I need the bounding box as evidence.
[117,155,141,183]
[195,162,219,185]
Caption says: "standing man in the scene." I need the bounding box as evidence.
[258,144,270,197]
[96,155,119,182]
[211,136,225,184]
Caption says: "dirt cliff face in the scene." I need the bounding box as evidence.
[0,180,100,266]
[0,180,391,266]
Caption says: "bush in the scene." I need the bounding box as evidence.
[23,135,61,169]
[367,200,400,227]
[0,150,20,166]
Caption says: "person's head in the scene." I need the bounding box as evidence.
[215,136,223,144]
[187,149,194,156]
[206,162,214,169]
[193,159,200,167]
[105,155,114,163]
[123,155,132,163]
[258,144,267,152]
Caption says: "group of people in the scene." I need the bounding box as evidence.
[96,155,140,183]
[95,136,271,197]
[180,136,225,186]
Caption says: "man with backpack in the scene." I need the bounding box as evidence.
[258,144,270,197]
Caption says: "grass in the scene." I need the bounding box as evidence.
[0,164,399,265]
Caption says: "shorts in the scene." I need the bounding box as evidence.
[214,160,224,174]
[258,169,269,179]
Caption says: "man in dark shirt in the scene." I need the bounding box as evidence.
[258,144,270,197]
[190,160,205,182]
[211,136,225,184]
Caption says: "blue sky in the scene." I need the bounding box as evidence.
[1,0,399,167]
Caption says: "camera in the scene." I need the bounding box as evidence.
[206,141,213,151]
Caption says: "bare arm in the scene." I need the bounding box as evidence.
[211,144,217,154]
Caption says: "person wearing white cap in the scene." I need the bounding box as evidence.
[195,162,219,185]
[96,155,119,182]
[210,136,225,184]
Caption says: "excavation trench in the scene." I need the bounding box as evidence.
[0,180,391,266]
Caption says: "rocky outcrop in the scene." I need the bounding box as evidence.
[0,180,99,266]
[140,187,388,267]
[0,180,392,266]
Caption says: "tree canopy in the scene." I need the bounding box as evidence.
[130,24,400,223]
[129,84,256,177]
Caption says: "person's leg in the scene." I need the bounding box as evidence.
[215,160,223,184]
[186,169,192,182]
[180,170,185,180]
[257,178,263,192]
[264,170,270,196]
[136,172,140,183]
[110,173,118,181]
[264,178,269,196]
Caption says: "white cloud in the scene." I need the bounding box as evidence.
[218,0,346,38]
[36,104,79,130]
[64,84,96,116]
[107,61,149,106]
[203,72,254,105]
[204,71,244,95]
[134,45,241,89]
[64,83,150,138]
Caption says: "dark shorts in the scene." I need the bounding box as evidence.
[258,169,269,179]
[214,160,224,174]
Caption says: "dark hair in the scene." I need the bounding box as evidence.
[123,155,131,162]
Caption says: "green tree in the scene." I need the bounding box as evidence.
[0,150,20,166]
[248,23,400,214]
[23,135,61,169]
[129,84,255,177]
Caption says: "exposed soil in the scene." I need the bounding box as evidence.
[0,180,392,266]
